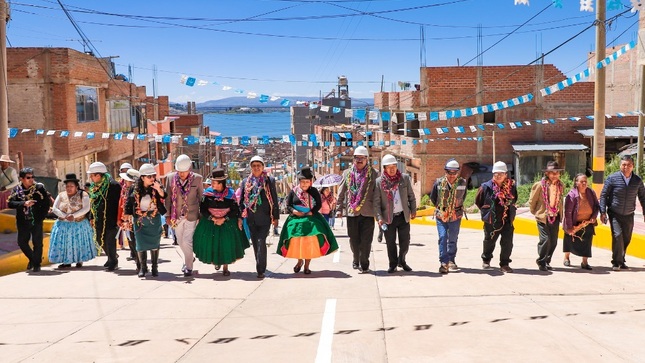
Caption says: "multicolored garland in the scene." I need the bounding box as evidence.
[169,172,195,228]
[489,178,515,237]
[242,171,267,217]
[203,186,234,201]
[293,185,314,210]
[88,173,111,252]
[347,166,372,213]
[10,183,39,225]
[541,178,563,224]
[436,176,464,222]
[133,186,159,228]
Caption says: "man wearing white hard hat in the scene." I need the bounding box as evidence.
[118,167,140,269]
[336,146,378,273]
[0,154,19,210]
[116,162,134,251]
[87,161,122,271]
[475,161,517,273]
[430,159,467,274]
[164,154,203,277]
[374,154,417,274]
[239,155,280,279]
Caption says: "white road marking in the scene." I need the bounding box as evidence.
[315,299,337,363]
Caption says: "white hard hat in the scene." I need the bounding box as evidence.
[119,162,133,171]
[139,163,157,176]
[87,162,108,174]
[175,154,192,172]
[445,159,460,171]
[382,154,397,166]
[127,169,141,179]
[250,155,264,165]
[492,161,508,173]
[119,172,136,182]
[353,146,369,157]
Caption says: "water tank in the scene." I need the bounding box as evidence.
[338,76,348,86]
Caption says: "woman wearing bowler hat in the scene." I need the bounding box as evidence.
[277,166,339,275]
[48,173,97,268]
[193,168,249,277]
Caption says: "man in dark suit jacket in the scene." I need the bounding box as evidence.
[374,154,416,273]
[599,155,645,271]
[8,167,51,272]
[87,162,122,271]
[239,155,279,278]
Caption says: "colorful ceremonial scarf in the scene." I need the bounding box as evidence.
[347,166,371,213]
[169,172,195,228]
[293,185,314,210]
[541,178,563,224]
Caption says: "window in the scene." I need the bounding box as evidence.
[76,86,99,123]
[483,111,495,124]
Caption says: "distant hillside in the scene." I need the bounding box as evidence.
[194,96,374,109]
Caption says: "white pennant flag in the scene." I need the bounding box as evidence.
[197,80,209,86]
[247,92,257,99]
[509,123,517,129]
[232,137,239,145]
[418,112,427,121]
[345,109,353,118]
[320,106,330,112]
[282,135,290,143]
[369,111,379,120]
[102,133,110,139]
[73,131,83,137]
[127,133,135,140]
[439,112,447,121]
[469,125,477,132]
[270,96,281,101]
[418,129,425,136]
[46,130,56,136]
[251,136,258,145]
[21,129,31,133]
[524,121,531,126]
[222,86,232,91]
[180,75,188,84]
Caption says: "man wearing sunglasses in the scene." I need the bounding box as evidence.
[8,167,52,272]
[430,159,467,274]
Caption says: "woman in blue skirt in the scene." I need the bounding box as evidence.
[125,164,166,277]
[49,173,96,268]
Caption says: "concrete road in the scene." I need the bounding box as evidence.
[1,216,645,362]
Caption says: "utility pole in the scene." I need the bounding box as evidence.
[0,1,9,155]
[592,0,606,196]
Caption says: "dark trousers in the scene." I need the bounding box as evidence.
[384,213,411,268]
[536,217,560,266]
[128,231,138,261]
[249,222,270,274]
[481,221,514,267]
[608,213,634,266]
[17,222,44,267]
[97,226,119,268]
[346,215,375,270]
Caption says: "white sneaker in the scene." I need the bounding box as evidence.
[482,262,492,269]
[448,262,460,272]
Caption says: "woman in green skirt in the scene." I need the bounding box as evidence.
[193,168,249,276]
[277,166,339,275]
[125,163,166,278]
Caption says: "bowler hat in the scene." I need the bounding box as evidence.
[211,168,228,181]
[298,166,315,180]
[63,173,79,183]
[543,161,564,172]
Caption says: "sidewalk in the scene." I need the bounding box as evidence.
[2,215,645,362]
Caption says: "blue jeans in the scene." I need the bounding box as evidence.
[437,219,461,264]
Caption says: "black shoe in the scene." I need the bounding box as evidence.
[32,265,41,272]
[57,264,72,269]
[439,264,449,274]
[581,263,593,270]
[538,265,548,271]
[223,269,231,276]
[183,269,192,277]
[293,261,303,273]
[352,262,359,270]
[546,264,553,271]
[401,264,412,272]
[103,261,109,267]
[304,269,311,275]
[75,262,83,268]
[126,256,134,261]
[620,263,630,270]
[27,261,32,270]
[172,242,178,246]
[387,267,396,273]
[257,273,265,279]
[107,265,118,271]
[359,268,371,274]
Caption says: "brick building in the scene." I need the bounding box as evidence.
[6,47,172,192]
[374,61,637,197]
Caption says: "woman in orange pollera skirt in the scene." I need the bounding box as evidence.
[276,166,338,275]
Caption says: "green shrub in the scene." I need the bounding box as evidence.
[417,194,431,210]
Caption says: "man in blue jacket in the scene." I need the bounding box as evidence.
[599,155,645,271]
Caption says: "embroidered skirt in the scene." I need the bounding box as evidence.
[562,224,594,257]
[276,213,339,259]
[48,219,97,264]
[193,216,250,265]
[133,214,162,251]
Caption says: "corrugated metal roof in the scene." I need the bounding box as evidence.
[512,143,589,152]
[577,127,640,138]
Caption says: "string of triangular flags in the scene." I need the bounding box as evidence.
[515,0,639,12]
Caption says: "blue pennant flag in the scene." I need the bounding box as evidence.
[215,136,222,145]
[332,107,341,114]
[354,109,366,122]
[36,129,44,135]
[381,112,390,121]
[9,128,18,138]
[288,135,296,145]
[185,77,196,87]
[262,135,269,144]
[114,133,123,140]
[241,136,250,145]
[137,134,146,140]
[477,124,485,130]
[607,0,622,10]
[497,123,505,129]
[280,99,290,107]
[162,135,171,143]
[405,112,415,121]
[87,132,95,139]
[259,94,269,103]
[430,112,439,121]
[60,131,69,137]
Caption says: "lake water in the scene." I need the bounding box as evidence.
[203,112,291,137]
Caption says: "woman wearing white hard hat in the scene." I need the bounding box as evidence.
[336,146,378,273]
[163,154,203,277]
[48,173,96,269]
[125,163,166,277]
[430,159,467,274]
[193,168,249,276]
[87,161,122,271]
[276,166,339,275]
[474,161,517,273]
[374,154,417,274]
[239,155,280,279]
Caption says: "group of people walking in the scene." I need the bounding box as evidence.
[3,149,645,277]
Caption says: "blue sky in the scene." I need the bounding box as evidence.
[7,0,640,103]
